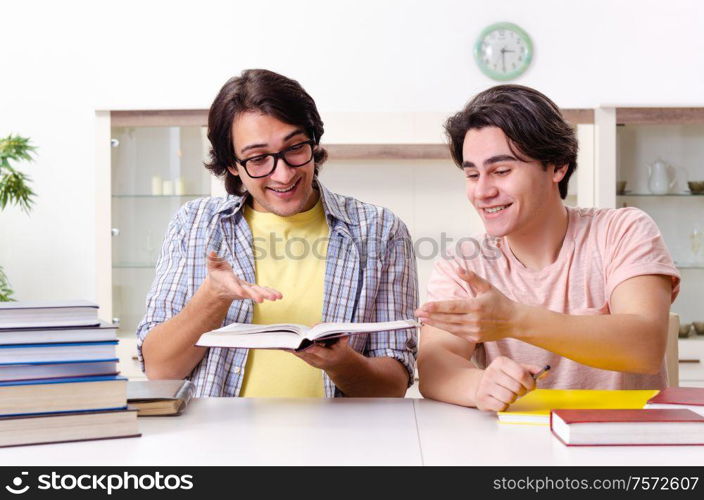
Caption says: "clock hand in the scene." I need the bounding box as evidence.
[501,46,506,72]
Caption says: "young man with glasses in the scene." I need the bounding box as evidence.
[137,69,418,397]
[416,85,680,411]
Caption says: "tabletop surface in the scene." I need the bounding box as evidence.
[2,398,704,466]
[412,399,704,466]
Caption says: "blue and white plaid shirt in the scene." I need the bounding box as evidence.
[135,180,418,397]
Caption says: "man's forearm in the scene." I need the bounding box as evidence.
[141,280,232,379]
[418,348,483,406]
[515,306,666,374]
[325,353,410,397]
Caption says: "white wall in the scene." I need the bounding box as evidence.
[1,0,703,303]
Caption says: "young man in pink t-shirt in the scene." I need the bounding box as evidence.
[416,85,680,411]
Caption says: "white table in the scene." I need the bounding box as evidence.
[2,398,703,466]
[0,398,421,466]
[413,399,704,466]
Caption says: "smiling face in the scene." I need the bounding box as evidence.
[228,112,319,216]
[462,126,566,238]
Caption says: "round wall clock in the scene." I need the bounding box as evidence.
[474,22,533,81]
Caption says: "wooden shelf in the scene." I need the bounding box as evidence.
[561,108,594,125]
[618,192,704,197]
[112,194,207,199]
[111,108,593,127]
[111,110,208,127]
[324,144,450,160]
[616,107,704,125]
[108,108,593,160]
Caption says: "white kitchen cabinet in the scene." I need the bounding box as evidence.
[679,336,704,387]
[110,125,212,337]
[594,108,704,374]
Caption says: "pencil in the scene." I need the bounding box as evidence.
[532,364,551,381]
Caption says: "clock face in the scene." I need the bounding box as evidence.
[474,22,533,81]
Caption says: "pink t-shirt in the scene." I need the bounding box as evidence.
[426,206,681,390]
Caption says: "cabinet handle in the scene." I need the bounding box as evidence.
[679,359,701,364]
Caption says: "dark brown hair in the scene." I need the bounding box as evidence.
[444,84,578,199]
[205,69,328,195]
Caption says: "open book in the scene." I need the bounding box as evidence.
[196,319,418,350]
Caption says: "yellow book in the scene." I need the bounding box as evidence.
[497,389,660,425]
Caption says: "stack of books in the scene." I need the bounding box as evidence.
[0,300,140,447]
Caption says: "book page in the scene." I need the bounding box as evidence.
[210,322,308,336]
[305,319,418,340]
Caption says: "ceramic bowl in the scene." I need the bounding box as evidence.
[688,181,704,194]
[679,323,693,338]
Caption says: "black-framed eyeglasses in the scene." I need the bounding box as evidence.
[235,140,316,179]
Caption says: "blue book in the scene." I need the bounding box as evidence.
[0,375,127,417]
[0,359,119,382]
[0,341,118,364]
[0,322,117,345]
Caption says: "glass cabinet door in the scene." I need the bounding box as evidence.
[616,121,704,325]
[110,126,211,337]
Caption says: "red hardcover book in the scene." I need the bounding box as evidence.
[550,409,704,446]
[645,387,704,416]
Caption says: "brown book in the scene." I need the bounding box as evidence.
[127,379,194,416]
[0,376,127,416]
[0,408,140,447]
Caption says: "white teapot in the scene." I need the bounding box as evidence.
[648,159,678,195]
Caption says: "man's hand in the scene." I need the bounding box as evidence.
[415,268,523,343]
[205,251,282,303]
[474,356,544,411]
[292,336,356,372]
[289,336,408,397]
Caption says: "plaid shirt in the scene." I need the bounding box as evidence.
[135,181,418,397]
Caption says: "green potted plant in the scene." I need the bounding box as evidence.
[0,134,36,301]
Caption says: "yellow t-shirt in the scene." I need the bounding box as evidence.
[238,199,329,397]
